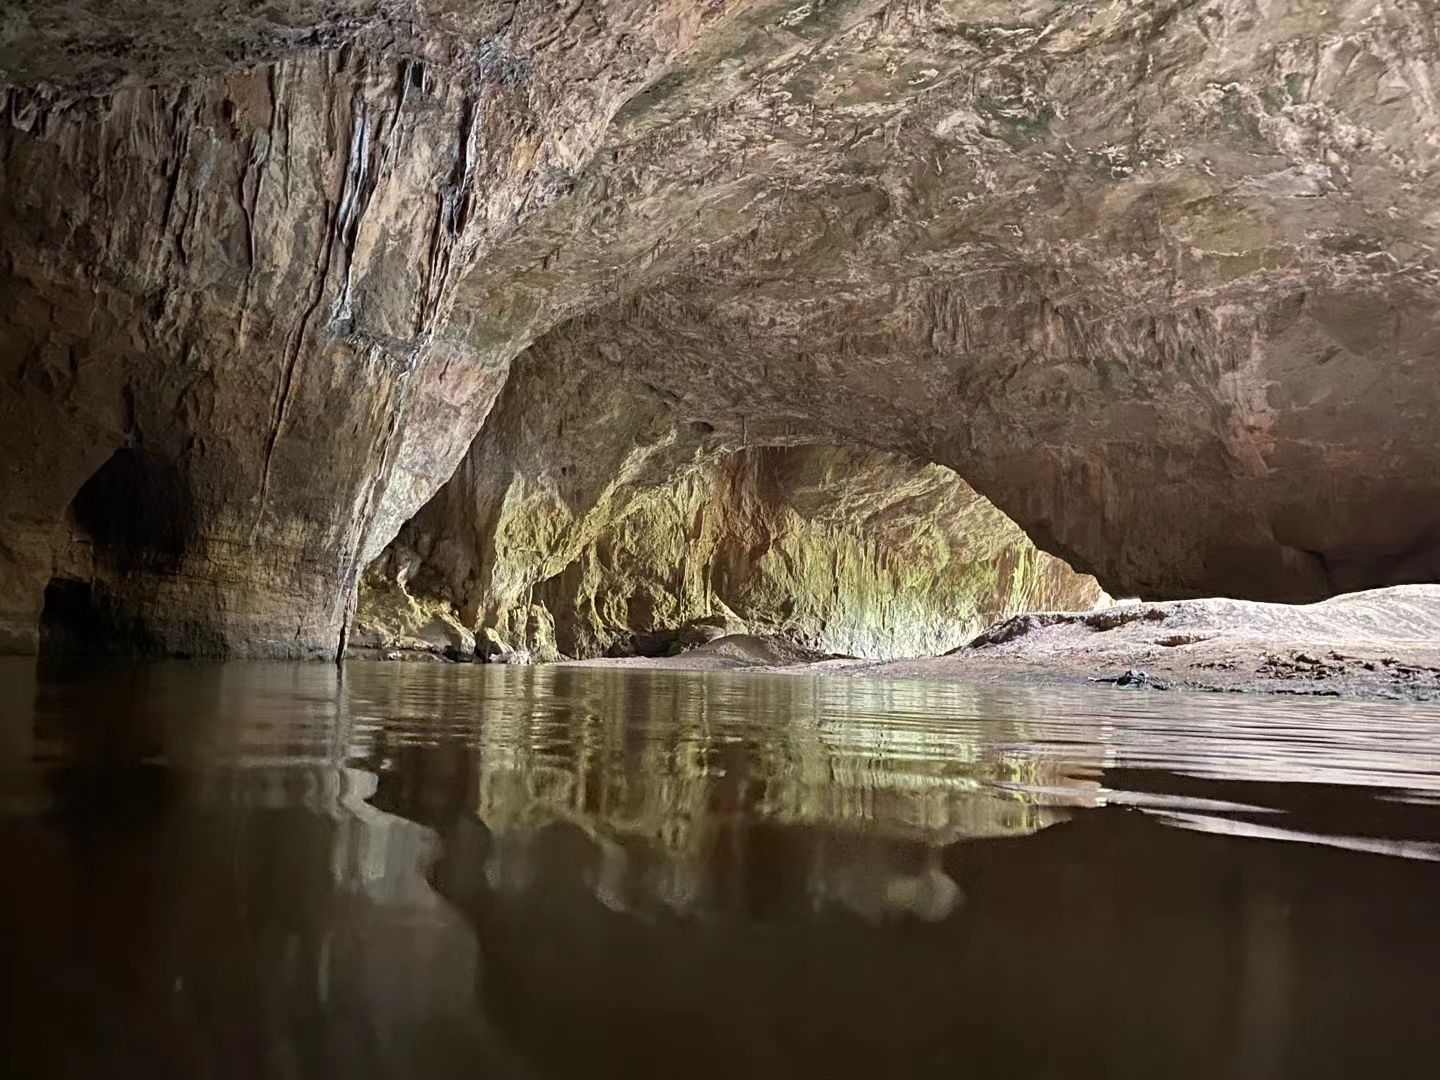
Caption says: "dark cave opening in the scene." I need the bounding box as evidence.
[69,447,195,574]
[38,577,109,655]
[34,446,201,656]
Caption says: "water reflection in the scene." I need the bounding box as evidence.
[417,669,1100,924]
[2,658,1439,1079]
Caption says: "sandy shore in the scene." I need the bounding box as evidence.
[557,587,1440,701]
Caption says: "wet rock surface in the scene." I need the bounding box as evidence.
[1,2,1438,657]
[585,585,1440,700]
[846,585,1440,700]
[354,344,1099,662]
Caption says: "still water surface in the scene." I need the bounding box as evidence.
[2,658,1439,1078]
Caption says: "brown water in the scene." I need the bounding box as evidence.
[2,658,1439,1079]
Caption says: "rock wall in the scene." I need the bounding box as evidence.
[0,2,735,655]
[491,0,1440,603]
[356,346,1099,660]
[1,1,1438,657]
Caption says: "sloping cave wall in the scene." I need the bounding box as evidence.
[0,2,734,657]
[355,345,1100,661]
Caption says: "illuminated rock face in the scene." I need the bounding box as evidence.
[2,1,1438,656]
[357,345,1099,660]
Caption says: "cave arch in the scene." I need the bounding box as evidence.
[37,447,199,655]
[38,577,106,655]
[68,447,195,575]
[352,346,1102,662]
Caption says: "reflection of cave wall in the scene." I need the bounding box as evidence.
[357,664,1097,923]
[356,350,1101,661]
[5,757,505,1072]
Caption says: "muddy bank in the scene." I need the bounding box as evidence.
[560,587,1440,702]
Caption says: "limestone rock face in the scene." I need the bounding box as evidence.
[2,1,1438,656]
[480,0,1440,604]
[359,346,1099,660]
[0,2,731,654]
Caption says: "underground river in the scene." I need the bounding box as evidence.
[3,658,1438,1079]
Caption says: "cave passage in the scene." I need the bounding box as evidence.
[3,5,1440,1079]
[68,447,195,576]
[37,577,107,655]
[345,341,1104,668]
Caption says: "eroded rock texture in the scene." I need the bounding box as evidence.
[1,1,1438,657]
[0,2,730,654]
[357,346,1097,660]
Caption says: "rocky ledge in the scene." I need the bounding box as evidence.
[592,586,1440,701]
